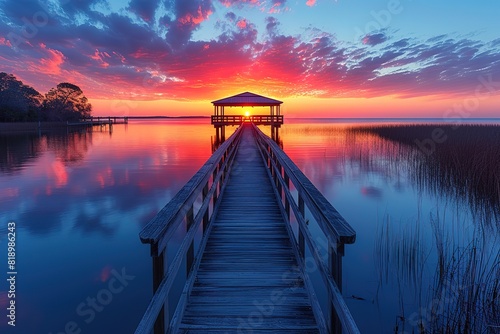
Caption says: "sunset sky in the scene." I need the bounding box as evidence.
[1,0,500,117]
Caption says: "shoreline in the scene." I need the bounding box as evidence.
[0,122,71,133]
[0,116,211,133]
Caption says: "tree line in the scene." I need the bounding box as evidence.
[0,72,92,122]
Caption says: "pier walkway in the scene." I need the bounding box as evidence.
[136,123,359,334]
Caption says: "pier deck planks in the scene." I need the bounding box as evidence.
[177,126,319,333]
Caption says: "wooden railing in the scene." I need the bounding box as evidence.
[135,125,244,334]
[253,124,360,334]
[211,114,283,125]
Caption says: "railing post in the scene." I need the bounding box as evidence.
[267,145,271,168]
[298,195,305,257]
[272,160,278,188]
[219,159,225,183]
[277,163,282,197]
[152,250,166,333]
[202,183,209,233]
[329,242,344,334]
[284,174,290,221]
[213,168,218,203]
[186,204,194,276]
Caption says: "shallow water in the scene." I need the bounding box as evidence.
[0,118,498,333]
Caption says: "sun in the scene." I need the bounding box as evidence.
[244,111,250,117]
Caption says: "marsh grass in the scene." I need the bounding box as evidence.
[375,212,430,332]
[426,213,500,333]
[376,210,500,333]
[350,124,500,225]
[284,123,500,332]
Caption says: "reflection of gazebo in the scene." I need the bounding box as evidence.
[211,92,284,140]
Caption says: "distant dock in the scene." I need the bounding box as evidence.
[69,116,129,126]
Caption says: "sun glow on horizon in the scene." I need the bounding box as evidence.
[87,93,500,119]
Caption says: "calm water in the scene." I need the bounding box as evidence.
[0,119,499,333]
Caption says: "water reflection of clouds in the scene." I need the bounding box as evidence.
[74,212,116,236]
[0,187,18,200]
[392,180,405,192]
[281,124,411,193]
[361,186,383,199]
[9,163,194,235]
[282,122,500,333]
[0,122,216,334]
[98,265,113,283]
[0,123,212,237]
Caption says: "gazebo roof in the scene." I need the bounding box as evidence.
[212,92,283,107]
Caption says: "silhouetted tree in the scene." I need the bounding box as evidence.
[43,83,92,121]
[0,72,43,121]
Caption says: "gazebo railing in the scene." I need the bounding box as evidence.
[211,114,283,126]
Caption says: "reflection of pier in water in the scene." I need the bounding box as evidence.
[136,93,360,334]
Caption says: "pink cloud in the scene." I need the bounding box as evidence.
[220,0,260,7]
[90,49,111,68]
[268,3,283,13]
[0,37,12,47]
[306,0,316,6]
[237,19,247,29]
[38,43,65,75]
[178,5,212,25]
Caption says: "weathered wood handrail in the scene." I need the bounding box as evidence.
[252,124,359,334]
[135,125,244,334]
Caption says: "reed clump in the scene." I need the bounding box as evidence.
[375,211,500,334]
[426,214,500,333]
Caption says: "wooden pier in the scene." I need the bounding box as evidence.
[71,116,129,126]
[136,123,359,334]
